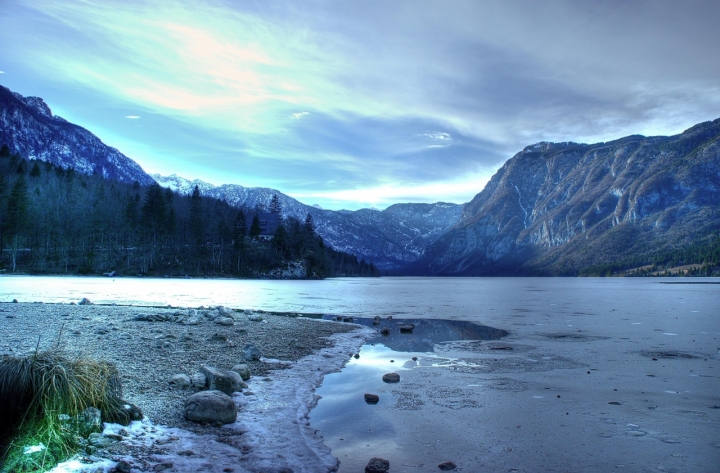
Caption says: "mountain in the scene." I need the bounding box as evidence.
[0,86,154,185]
[151,173,462,271]
[414,119,720,275]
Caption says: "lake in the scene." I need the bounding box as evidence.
[2,275,719,472]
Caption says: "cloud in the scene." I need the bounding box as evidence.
[2,0,719,210]
[125,115,141,119]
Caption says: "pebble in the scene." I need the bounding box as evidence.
[382,372,400,383]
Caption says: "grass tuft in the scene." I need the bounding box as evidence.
[0,346,125,473]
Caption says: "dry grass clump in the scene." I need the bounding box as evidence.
[0,346,124,473]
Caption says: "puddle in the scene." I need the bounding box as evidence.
[322,315,508,352]
[310,317,509,470]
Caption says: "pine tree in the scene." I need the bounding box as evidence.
[5,176,30,271]
[304,213,315,233]
[269,194,282,215]
[249,213,262,239]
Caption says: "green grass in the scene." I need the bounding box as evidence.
[0,347,124,473]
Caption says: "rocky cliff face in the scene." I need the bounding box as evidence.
[416,119,720,275]
[152,173,462,271]
[0,86,154,185]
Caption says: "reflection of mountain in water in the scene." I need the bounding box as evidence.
[322,316,508,352]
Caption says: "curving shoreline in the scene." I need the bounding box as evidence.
[1,302,373,472]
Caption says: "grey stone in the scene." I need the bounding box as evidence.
[231,364,252,381]
[382,373,400,383]
[438,461,457,470]
[227,370,249,392]
[184,390,237,424]
[215,317,235,326]
[201,365,236,395]
[364,393,379,404]
[217,306,233,317]
[365,457,390,473]
[115,460,132,473]
[243,344,262,361]
[170,374,192,388]
[77,407,102,437]
[79,297,93,305]
[248,314,263,322]
[190,373,207,388]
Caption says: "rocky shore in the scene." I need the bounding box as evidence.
[1,301,371,472]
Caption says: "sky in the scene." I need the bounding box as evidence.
[1,0,719,210]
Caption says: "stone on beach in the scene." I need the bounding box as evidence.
[201,365,246,395]
[382,372,400,383]
[365,457,390,473]
[364,393,380,404]
[243,343,262,361]
[169,374,192,388]
[438,461,457,470]
[232,363,252,381]
[79,297,94,305]
[184,390,237,424]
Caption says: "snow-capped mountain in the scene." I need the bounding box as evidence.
[0,86,155,185]
[151,173,462,271]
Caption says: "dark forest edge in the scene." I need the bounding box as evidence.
[577,234,720,277]
[0,146,379,279]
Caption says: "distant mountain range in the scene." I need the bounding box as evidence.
[2,84,718,275]
[413,119,720,275]
[151,173,462,271]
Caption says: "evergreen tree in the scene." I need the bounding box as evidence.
[5,176,30,271]
[234,210,247,247]
[269,194,282,215]
[304,213,315,233]
[189,184,204,246]
[30,161,41,178]
[249,213,262,239]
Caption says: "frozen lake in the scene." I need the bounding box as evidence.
[2,275,719,472]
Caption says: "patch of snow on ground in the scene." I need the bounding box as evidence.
[49,326,374,473]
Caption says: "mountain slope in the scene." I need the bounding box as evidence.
[0,86,154,185]
[415,119,720,275]
[151,174,462,271]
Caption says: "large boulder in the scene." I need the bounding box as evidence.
[231,364,252,381]
[243,344,262,361]
[201,366,235,395]
[184,390,237,424]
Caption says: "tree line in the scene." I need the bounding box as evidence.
[0,145,379,278]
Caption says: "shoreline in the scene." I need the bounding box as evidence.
[2,302,374,472]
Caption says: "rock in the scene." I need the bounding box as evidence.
[190,373,207,388]
[182,316,200,325]
[11,299,18,303]
[438,461,457,470]
[201,365,237,395]
[354,353,360,359]
[184,390,237,424]
[412,356,418,361]
[77,407,102,436]
[398,323,415,333]
[215,317,235,326]
[79,297,93,305]
[365,457,390,473]
[387,316,393,321]
[210,333,228,342]
[103,400,143,425]
[380,327,390,336]
[243,344,262,361]
[364,393,380,404]
[248,314,263,322]
[382,373,400,383]
[170,374,192,388]
[154,462,174,472]
[373,316,381,325]
[231,364,252,381]
[88,432,113,448]
[227,370,249,392]
[114,460,132,473]
[217,306,233,317]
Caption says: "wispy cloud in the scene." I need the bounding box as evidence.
[2,0,718,210]
[125,115,141,119]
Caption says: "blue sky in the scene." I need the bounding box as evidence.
[1,0,719,210]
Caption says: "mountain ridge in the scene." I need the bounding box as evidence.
[413,118,720,275]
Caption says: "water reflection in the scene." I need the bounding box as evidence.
[321,316,508,352]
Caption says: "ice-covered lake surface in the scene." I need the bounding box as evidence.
[3,275,720,472]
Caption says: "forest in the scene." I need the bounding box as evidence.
[0,145,379,278]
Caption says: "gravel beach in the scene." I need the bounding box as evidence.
[1,301,368,472]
